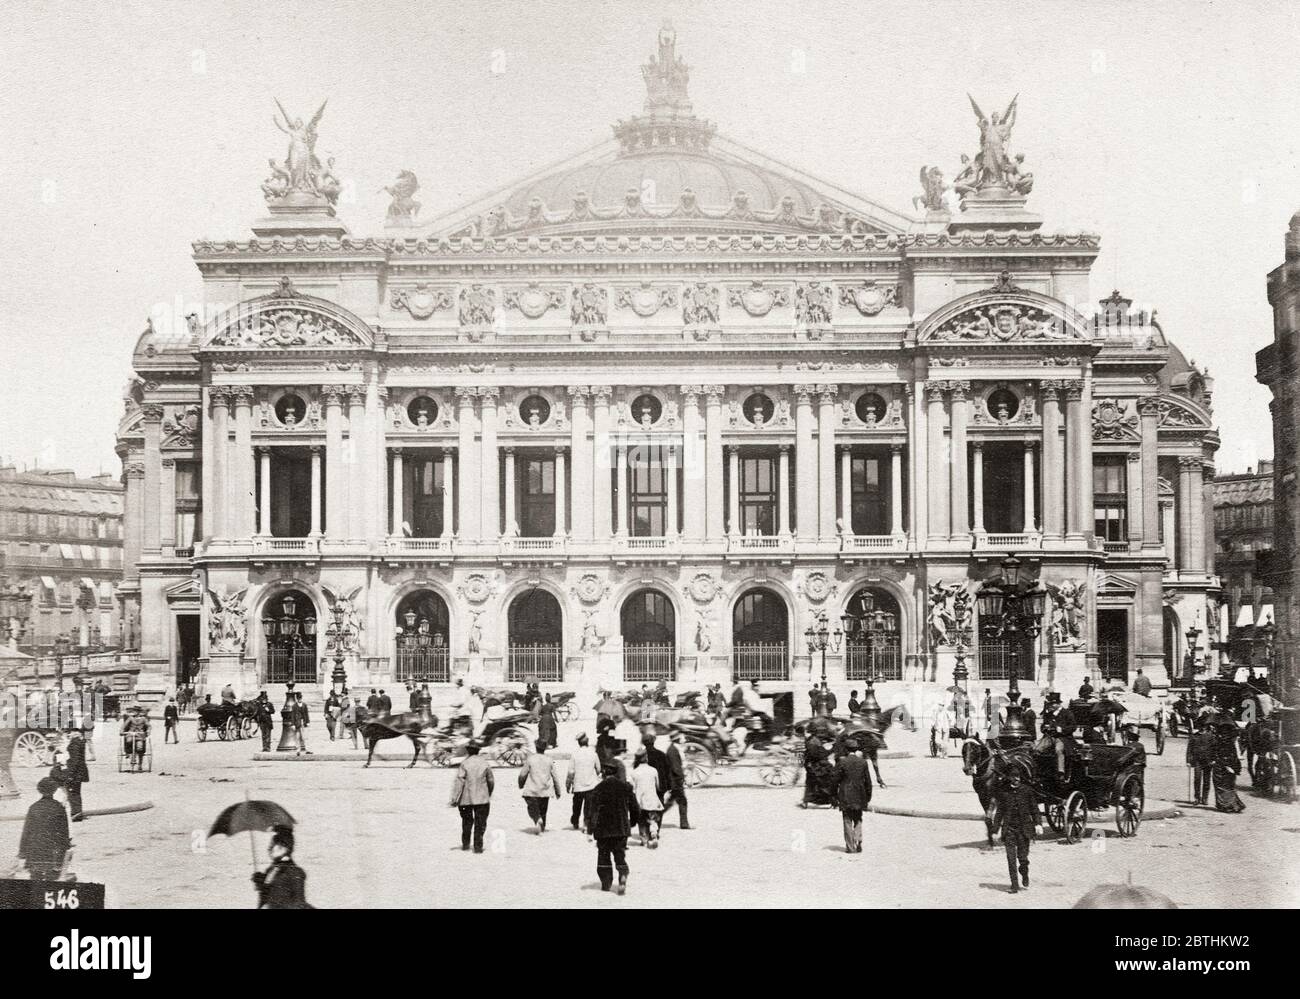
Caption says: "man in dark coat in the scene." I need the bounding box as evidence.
[254,690,275,751]
[252,825,310,909]
[642,733,671,833]
[1078,676,1095,701]
[366,688,382,716]
[378,689,392,714]
[586,762,637,893]
[1020,699,1037,741]
[664,730,692,829]
[537,694,558,749]
[1186,717,1215,805]
[292,692,312,756]
[990,763,1041,893]
[18,777,71,880]
[830,745,873,853]
[62,727,90,821]
[163,698,180,743]
[847,690,861,715]
[450,741,495,852]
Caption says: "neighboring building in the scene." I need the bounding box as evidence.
[0,466,124,653]
[1213,462,1274,665]
[117,26,1220,707]
[1259,213,1300,692]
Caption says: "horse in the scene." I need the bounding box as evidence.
[961,735,998,846]
[359,709,441,768]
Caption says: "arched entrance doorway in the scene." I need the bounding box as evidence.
[261,590,317,684]
[395,590,451,683]
[1163,606,1182,681]
[732,588,788,681]
[508,589,563,682]
[621,589,676,682]
[843,587,902,681]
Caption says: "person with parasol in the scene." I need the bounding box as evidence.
[209,798,311,908]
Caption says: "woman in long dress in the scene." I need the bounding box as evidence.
[1211,723,1246,813]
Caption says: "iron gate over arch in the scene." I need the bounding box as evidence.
[262,590,318,684]
[621,589,676,681]
[508,588,563,682]
[395,590,451,683]
[732,588,788,681]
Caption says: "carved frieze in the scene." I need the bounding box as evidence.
[570,283,609,327]
[458,285,496,329]
[614,283,677,318]
[391,284,453,319]
[1092,398,1140,441]
[209,308,363,348]
[503,283,565,319]
[726,281,789,318]
[571,573,611,606]
[931,302,1077,342]
[837,281,900,316]
[794,281,834,331]
[681,282,721,326]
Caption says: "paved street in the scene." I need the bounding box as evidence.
[2,718,1296,908]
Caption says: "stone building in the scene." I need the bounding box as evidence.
[1213,463,1274,666]
[0,466,124,653]
[1259,213,1300,691]
[117,26,1220,706]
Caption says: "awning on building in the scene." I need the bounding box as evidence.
[80,577,96,591]
[59,544,77,560]
[1236,605,1255,628]
[1258,605,1275,627]
[39,576,56,591]
[80,545,95,562]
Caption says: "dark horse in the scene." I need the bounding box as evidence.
[961,736,998,846]
[360,708,441,768]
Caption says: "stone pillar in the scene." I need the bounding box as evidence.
[838,446,851,533]
[1201,464,1216,575]
[323,386,346,538]
[142,404,163,555]
[1023,444,1037,534]
[664,444,678,537]
[160,457,177,550]
[1127,452,1143,547]
[781,445,795,538]
[200,386,213,536]
[232,387,254,538]
[123,463,144,570]
[568,386,592,540]
[704,385,725,540]
[971,443,985,536]
[1184,456,1206,572]
[1064,380,1086,539]
[949,381,970,541]
[309,446,322,537]
[258,447,271,535]
[1139,398,1161,549]
[479,387,500,537]
[441,448,455,538]
[370,383,386,542]
[926,383,948,542]
[1078,371,1095,540]
[817,384,838,538]
[503,448,518,535]
[347,388,367,540]
[890,444,905,538]
[592,387,613,539]
[615,443,628,536]
[908,384,925,545]
[728,445,741,536]
[209,389,230,539]
[390,448,404,536]
[1041,381,1064,539]
[455,388,479,540]
[680,386,705,540]
[795,387,816,539]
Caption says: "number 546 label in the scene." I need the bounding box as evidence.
[43,888,79,909]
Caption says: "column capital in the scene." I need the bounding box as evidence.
[390,446,403,456]
[230,385,256,407]
[454,386,476,404]
[124,462,146,478]
[1040,379,1063,400]
[890,442,903,454]
[160,457,175,469]
[815,383,839,403]
[209,386,233,407]
[1023,440,1038,452]
[376,385,390,402]
[948,380,971,401]
[309,445,323,455]
[257,445,271,455]
[346,387,367,407]
[726,443,740,455]
[141,403,165,423]
[794,385,815,405]
[591,385,614,406]
[703,385,726,405]
[566,385,591,402]
[322,385,346,407]
[972,440,984,451]
[554,445,568,456]
[780,443,793,454]
[679,384,702,404]
[1127,451,1141,462]
[924,381,947,403]
[1137,397,1162,418]
[504,446,515,456]
[1062,379,1085,401]
[442,446,455,457]
[1177,455,1203,470]
[477,386,500,403]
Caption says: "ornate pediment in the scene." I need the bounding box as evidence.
[1153,395,1211,431]
[203,285,373,350]
[919,284,1091,345]
[1092,398,1139,441]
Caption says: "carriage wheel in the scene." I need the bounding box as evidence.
[216,719,230,741]
[197,722,208,742]
[1046,800,1065,834]
[1282,752,1299,804]
[1155,721,1166,756]
[243,716,258,739]
[1115,773,1144,837]
[491,727,529,768]
[14,732,49,767]
[228,717,243,741]
[682,741,715,788]
[1064,791,1089,844]
[555,701,575,723]
[759,745,800,787]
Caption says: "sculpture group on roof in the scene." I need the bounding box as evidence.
[262,99,341,206]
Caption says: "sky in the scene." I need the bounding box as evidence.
[0,0,1295,478]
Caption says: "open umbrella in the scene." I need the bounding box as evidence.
[210,796,296,868]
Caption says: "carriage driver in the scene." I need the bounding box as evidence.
[732,680,771,756]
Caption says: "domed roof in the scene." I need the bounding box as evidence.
[429,24,911,240]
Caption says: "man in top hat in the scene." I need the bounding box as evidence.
[163,697,180,744]
[378,689,392,714]
[990,760,1042,893]
[830,738,872,853]
[365,688,382,717]
[847,690,861,716]
[664,729,692,830]
[586,761,636,894]
[17,777,71,881]
[252,825,310,909]
[1186,716,1216,805]
[61,724,90,821]
[1131,667,1153,698]
[255,690,275,751]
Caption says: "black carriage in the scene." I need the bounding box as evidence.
[1248,705,1300,802]
[551,690,579,722]
[196,700,243,741]
[996,737,1146,843]
[10,690,93,768]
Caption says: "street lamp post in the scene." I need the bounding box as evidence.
[261,593,317,752]
[1184,621,1202,683]
[324,599,355,695]
[804,611,842,717]
[975,555,1048,746]
[839,594,898,726]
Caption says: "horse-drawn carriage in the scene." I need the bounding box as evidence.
[196,700,253,741]
[666,711,800,788]
[10,690,94,767]
[360,707,536,768]
[1244,704,1299,802]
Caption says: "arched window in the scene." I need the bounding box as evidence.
[844,587,902,681]
[732,588,788,681]
[508,589,563,682]
[395,590,451,683]
[261,590,317,684]
[621,589,676,682]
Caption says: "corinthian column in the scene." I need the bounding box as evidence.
[926,382,948,543]
[479,387,500,537]
[1041,381,1064,539]
[704,386,725,540]
[728,445,741,536]
[346,388,367,540]
[680,386,705,540]
[1024,444,1038,534]
[209,389,230,539]
[971,443,985,536]
[949,381,970,541]
[441,447,455,539]
[890,444,904,538]
[795,386,816,539]
[1138,398,1161,549]
[592,386,613,538]
[455,388,479,540]
[141,404,163,555]
[231,387,255,539]
[1064,380,1086,539]
[568,386,593,540]
[817,384,838,538]
[323,385,346,538]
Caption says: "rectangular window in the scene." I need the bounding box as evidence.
[174,460,203,547]
[405,454,444,538]
[269,451,315,538]
[628,445,668,536]
[518,455,555,537]
[1092,455,1128,542]
[739,453,778,536]
[850,453,887,535]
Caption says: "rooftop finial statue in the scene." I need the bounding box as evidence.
[263,99,338,205]
[642,20,691,114]
[964,94,1032,196]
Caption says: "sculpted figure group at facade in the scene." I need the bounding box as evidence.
[263,99,340,205]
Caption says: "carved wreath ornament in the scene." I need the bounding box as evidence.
[572,573,610,605]
[798,571,836,604]
[457,573,495,604]
[686,572,720,604]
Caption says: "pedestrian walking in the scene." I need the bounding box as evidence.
[830,743,872,853]
[587,762,636,894]
[567,732,602,833]
[519,739,561,833]
[450,740,495,852]
[252,825,311,909]
[256,691,275,752]
[663,730,692,829]
[324,690,341,742]
[630,748,662,848]
[1020,699,1037,740]
[990,763,1042,893]
[366,688,382,717]
[342,697,361,748]
[537,694,558,749]
[1211,721,1246,813]
[293,692,312,755]
[1186,717,1215,805]
[61,726,90,822]
[378,689,392,714]
[163,697,180,744]
[642,733,670,822]
[16,777,71,881]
